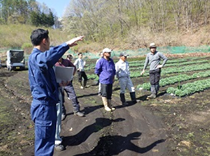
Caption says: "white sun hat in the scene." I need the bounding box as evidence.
[102,48,112,53]
[149,43,157,48]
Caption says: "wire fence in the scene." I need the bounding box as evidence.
[69,45,210,59]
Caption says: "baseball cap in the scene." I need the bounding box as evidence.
[119,52,129,57]
[102,48,112,53]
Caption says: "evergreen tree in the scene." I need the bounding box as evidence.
[0,0,56,27]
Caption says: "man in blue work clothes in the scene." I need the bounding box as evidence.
[28,28,83,156]
[95,48,116,111]
[141,43,167,99]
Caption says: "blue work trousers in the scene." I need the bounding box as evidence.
[31,102,57,156]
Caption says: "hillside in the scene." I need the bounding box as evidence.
[1,0,210,53]
[0,24,210,55]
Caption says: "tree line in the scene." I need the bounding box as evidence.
[1,0,209,47]
[62,0,210,44]
[0,0,56,27]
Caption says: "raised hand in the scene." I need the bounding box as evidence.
[66,36,84,47]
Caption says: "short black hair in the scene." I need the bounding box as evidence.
[67,54,72,58]
[78,52,82,55]
[30,29,49,46]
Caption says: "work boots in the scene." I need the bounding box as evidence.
[102,97,115,111]
[79,82,84,89]
[84,80,87,88]
[120,93,128,105]
[107,99,115,111]
[102,97,111,111]
[130,92,138,104]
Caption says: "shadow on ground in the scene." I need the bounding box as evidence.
[74,133,165,156]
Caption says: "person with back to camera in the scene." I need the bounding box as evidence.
[74,52,88,89]
[28,28,83,156]
[115,52,139,105]
[141,43,168,99]
[95,48,116,111]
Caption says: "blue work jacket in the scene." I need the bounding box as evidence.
[28,43,69,108]
[95,57,116,84]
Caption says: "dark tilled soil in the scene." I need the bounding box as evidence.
[52,86,167,156]
[22,79,167,156]
[1,56,210,156]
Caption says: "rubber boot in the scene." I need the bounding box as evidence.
[84,80,87,88]
[150,85,156,96]
[120,93,128,105]
[130,92,137,104]
[80,81,84,89]
[102,97,111,111]
[155,84,159,96]
[107,99,115,111]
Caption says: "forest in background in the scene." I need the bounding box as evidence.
[63,0,210,49]
[0,0,60,27]
[1,0,210,52]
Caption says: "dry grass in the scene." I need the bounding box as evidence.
[0,24,104,54]
[0,24,210,54]
[0,24,70,51]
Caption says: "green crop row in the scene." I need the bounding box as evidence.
[129,57,207,69]
[128,56,207,68]
[138,63,210,77]
[129,59,209,71]
[87,74,98,80]
[162,63,210,74]
[166,78,210,97]
[88,62,210,80]
[137,70,210,90]
[166,56,206,64]
[84,56,208,71]
[165,59,208,67]
[85,64,96,71]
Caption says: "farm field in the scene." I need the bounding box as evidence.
[1,54,210,156]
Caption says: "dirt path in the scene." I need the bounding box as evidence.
[53,82,167,156]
